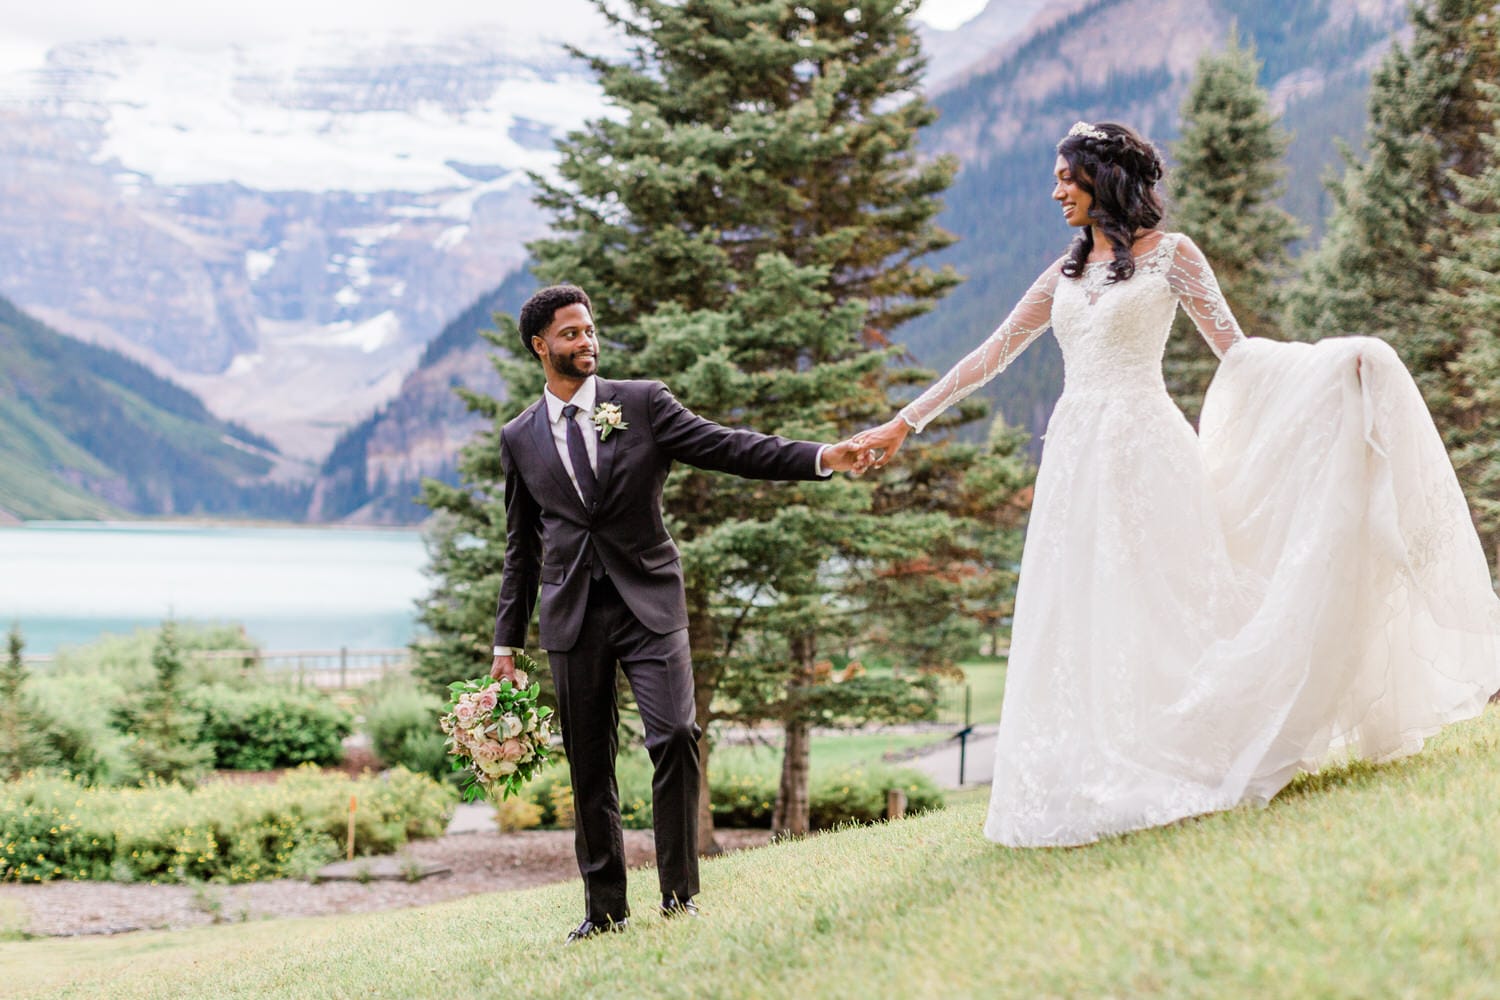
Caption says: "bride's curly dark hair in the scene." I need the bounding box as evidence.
[1056,122,1166,284]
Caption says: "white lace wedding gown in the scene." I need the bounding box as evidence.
[901,233,1500,847]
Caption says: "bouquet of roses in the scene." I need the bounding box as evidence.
[440,652,557,802]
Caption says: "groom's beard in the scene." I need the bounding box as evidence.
[554,350,597,379]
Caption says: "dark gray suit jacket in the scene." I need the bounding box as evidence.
[492,378,826,652]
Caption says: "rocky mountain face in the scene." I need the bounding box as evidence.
[306,267,534,524]
[0,1,1414,522]
[0,27,608,462]
[332,0,1412,524]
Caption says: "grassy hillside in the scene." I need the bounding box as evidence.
[5,707,1497,998]
[0,295,286,519]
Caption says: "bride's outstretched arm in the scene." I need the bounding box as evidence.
[853,262,1060,469]
[1168,234,1247,357]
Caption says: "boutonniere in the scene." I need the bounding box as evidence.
[592,401,629,440]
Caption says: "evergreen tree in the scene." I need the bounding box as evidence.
[1286,0,1499,428]
[1167,29,1303,423]
[1435,80,1500,571]
[121,620,212,783]
[419,0,1030,842]
[0,624,56,779]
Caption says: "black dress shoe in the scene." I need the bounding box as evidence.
[659,898,701,919]
[565,917,628,944]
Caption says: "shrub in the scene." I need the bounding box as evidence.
[493,796,544,832]
[364,680,450,781]
[45,623,260,689]
[711,765,778,829]
[545,778,575,829]
[509,753,942,831]
[807,767,943,828]
[0,766,455,884]
[41,712,138,787]
[191,685,353,771]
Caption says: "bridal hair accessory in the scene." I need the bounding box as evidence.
[1067,121,1108,141]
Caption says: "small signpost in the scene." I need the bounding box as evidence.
[953,683,974,785]
[346,794,357,861]
[953,725,975,786]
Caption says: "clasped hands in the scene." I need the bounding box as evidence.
[821,417,912,476]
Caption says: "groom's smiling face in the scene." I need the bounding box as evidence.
[535,303,600,380]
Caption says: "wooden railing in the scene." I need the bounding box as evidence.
[23,647,412,690]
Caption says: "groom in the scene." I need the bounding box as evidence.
[491,284,859,943]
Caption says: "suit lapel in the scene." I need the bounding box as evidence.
[593,379,621,500]
[529,400,589,517]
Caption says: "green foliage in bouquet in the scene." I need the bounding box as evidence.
[441,651,557,802]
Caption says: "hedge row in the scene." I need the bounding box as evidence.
[0,766,453,884]
[500,755,943,831]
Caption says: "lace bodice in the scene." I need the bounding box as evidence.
[901,233,1246,431]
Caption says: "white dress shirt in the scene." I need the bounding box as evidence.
[544,376,600,505]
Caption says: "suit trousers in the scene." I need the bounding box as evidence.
[548,575,701,923]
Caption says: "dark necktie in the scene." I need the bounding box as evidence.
[560,403,599,510]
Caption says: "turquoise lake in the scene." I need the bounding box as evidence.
[0,521,433,655]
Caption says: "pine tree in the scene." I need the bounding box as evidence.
[1167,29,1303,424]
[1286,0,1500,428]
[122,620,212,783]
[0,624,56,779]
[1435,80,1500,571]
[419,0,1030,842]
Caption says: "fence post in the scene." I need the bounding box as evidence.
[339,647,348,689]
[886,789,907,821]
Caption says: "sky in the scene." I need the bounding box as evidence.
[0,0,991,52]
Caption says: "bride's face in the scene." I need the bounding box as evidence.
[1053,155,1092,227]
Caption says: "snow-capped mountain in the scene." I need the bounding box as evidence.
[0,20,615,460]
[0,2,1033,474]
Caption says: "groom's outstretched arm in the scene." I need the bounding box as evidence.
[492,430,542,653]
[646,381,848,481]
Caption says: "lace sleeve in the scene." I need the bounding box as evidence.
[898,263,1060,433]
[1166,234,1247,359]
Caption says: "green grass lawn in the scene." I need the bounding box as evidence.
[927,656,1008,726]
[711,731,947,776]
[5,707,1499,998]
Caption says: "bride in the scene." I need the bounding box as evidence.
[852,121,1500,848]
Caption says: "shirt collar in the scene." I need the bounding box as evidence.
[544,376,598,423]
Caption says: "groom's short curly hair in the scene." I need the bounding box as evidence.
[517,285,593,359]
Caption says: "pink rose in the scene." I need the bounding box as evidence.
[499,738,526,763]
[498,714,523,739]
[454,699,479,725]
[476,689,499,714]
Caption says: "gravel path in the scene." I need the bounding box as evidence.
[0,828,772,938]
